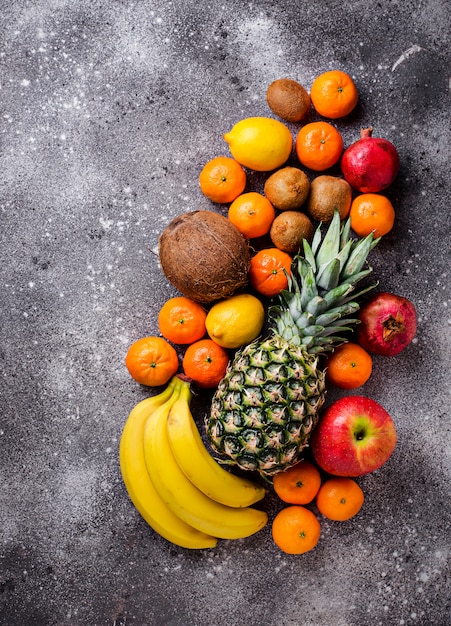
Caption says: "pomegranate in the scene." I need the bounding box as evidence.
[357,292,417,356]
[341,127,400,193]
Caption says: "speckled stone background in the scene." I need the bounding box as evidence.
[1,1,450,625]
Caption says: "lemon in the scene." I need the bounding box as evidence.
[224,117,293,172]
[206,293,265,349]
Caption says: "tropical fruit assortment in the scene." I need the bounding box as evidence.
[120,70,418,554]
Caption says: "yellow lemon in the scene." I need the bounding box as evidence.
[206,293,265,349]
[224,117,293,172]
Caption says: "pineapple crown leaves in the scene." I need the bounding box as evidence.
[269,211,379,354]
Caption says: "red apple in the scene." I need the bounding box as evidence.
[311,396,397,477]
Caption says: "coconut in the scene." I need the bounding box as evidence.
[158,210,250,304]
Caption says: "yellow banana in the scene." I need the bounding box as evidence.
[143,388,268,540]
[119,377,217,550]
[167,381,266,507]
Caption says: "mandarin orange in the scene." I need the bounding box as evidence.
[295,122,343,171]
[310,70,359,119]
[228,192,276,238]
[199,156,246,203]
[182,339,229,388]
[125,336,179,387]
[248,248,292,297]
[272,506,321,554]
[316,477,364,521]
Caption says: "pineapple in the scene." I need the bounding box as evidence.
[206,211,379,477]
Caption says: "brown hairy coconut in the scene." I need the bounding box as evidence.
[158,211,250,304]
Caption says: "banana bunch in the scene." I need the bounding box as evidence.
[119,376,267,549]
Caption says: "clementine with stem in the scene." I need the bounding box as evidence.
[249,248,292,297]
[125,336,179,386]
[228,192,276,238]
[273,460,322,504]
[158,296,207,345]
[326,342,373,389]
[310,70,359,119]
[350,193,395,237]
[295,122,344,171]
[272,505,321,554]
[182,339,230,388]
[316,477,364,521]
[199,156,246,203]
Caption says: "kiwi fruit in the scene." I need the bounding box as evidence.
[264,166,310,211]
[266,78,311,122]
[306,175,352,222]
[270,211,314,255]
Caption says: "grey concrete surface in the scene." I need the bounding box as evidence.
[1,1,450,625]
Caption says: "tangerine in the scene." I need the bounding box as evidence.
[310,70,359,119]
[228,192,276,239]
[271,505,321,554]
[199,156,246,203]
[273,460,322,505]
[350,193,395,237]
[125,336,179,387]
[295,121,344,171]
[248,248,292,297]
[182,339,230,388]
[158,297,207,345]
[326,342,373,389]
[316,477,364,521]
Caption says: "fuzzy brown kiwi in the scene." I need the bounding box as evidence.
[306,175,352,222]
[158,211,250,304]
[264,166,310,211]
[270,211,314,255]
[266,78,311,123]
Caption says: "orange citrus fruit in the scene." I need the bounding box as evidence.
[349,193,395,238]
[248,248,292,297]
[316,477,364,521]
[310,70,359,119]
[271,505,321,554]
[273,460,322,505]
[326,342,373,389]
[295,121,344,171]
[158,297,207,345]
[125,336,179,386]
[228,192,276,238]
[182,339,229,388]
[199,156,246,203]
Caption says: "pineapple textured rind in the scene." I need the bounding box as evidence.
[207,212,377,477]
[208,336,326,475]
